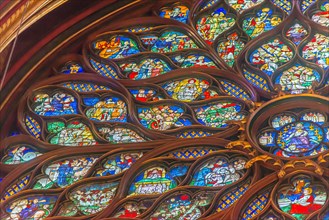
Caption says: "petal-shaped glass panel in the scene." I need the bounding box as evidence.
[2,145,42,164]
[302,33,329,70]
[162,78,210,102]
[190,156,247,187]
[311,2,329,27]
[137,105,185,130]
[277,175,327,219]
[193,101,246,128]
[95,152,143,176]
[33,156,98,188]
[151,31,198,53]
[119,57,173,80]
[128,167,178,196]
[84,96,127,122]
[159,4,189,23]
[5,195,58,219]
[242,8,282,39]
[196,7,236,44]
[69,182,118,215]
[92,35,141,59]
[249,38,293,76]
[47,121,97,146]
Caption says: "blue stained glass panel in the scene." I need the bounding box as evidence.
[89,58,119,79]
[159,5,189,23]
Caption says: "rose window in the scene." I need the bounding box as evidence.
[0,0,328,220]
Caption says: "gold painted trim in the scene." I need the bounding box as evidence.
[0,0,145,111]
[0,1,21,20]
[0,0,68,52]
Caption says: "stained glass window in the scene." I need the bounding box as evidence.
[1,0,328,219]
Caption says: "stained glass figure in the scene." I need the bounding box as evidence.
[5,195,58,219]
[190,157,247,187]
[128,167,177,196]
[2,145,42,164]
[98,127,146,143]
[138,105,185,130]
[151,31,198,53]
[226,0,264,13]
[275,65,321,94]
[113,202,141,218]
[47,121,97,146]
[312,2,329,27]
[277,176,327,219]
[95,152,143,176]
[202,89,220,100]
[194,102,245,128]
[249,39,293,75]
[159,5,189,23]
[69,182,118,215]
[32,92,77,116]
[60,61,84,74]
[119,58,173,79]
[196,7,235,44]
[243,8,282,38]
[34,156,98,189]
[162,78,210,102]
[129,88,163,102]
[217,32,245,67]
[93,35,140,59]
[277,122,323,153]
[171,53,217,68]
[150,193,214,219]
[84,97,127,122]
[286,23,308,45]
[302,33,329,70]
